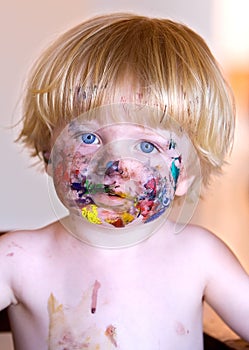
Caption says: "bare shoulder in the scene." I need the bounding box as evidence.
[0,221,61,253]
[167,221,229,254]
[163,221,244,273]
[179,223,242,263]
[0,221,63,273]
[0,221,64,310]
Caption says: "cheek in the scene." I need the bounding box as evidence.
[52,145,93,203]
[71,151,91,176]
[118,159,149,182]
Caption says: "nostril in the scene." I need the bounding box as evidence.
[105,160,121,176]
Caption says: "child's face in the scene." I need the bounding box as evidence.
[48,105,185,232]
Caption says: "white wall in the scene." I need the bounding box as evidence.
[0,0,212,231]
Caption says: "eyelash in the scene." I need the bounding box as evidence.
[139,141,159,154]
[81,133,100,145]
[80,133,160,155]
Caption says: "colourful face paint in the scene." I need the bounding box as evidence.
[49,125,179,227]
[48,104,201,247]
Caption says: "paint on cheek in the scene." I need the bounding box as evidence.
[91,280,101,314]
[105,325,118,347]
[170,156,182,190]
[167,139,183,190]
[76,157,174,227]
[52,121,182,230]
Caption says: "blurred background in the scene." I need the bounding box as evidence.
[0,0,248,347]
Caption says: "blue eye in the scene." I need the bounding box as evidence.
[140,141,156,153]
[81,133,98,144]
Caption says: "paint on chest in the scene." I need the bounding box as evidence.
[47,280,118,349]
[91,280,101,314]
[175,321,190,336]
[105,325,118,347]
[5,241,24,257]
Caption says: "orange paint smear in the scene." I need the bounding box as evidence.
[105,325,117,347]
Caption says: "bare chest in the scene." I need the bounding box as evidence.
[45,248,204,349]
[12,238,205,349]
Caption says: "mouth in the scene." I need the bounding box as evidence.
[106,184,135,201]
[108,189,126,198]
[105,192,132,204]
[91,185,135,209]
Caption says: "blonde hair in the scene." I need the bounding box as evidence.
[19,12,235,185]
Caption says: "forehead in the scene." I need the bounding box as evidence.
[67,103,177,133]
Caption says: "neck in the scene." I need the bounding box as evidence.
[60,213,167,249]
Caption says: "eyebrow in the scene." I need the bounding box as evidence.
[68,121,101,134]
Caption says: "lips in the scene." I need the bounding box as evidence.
[92,189,134,210]
[108,190,128,199]
[105,181,137,202]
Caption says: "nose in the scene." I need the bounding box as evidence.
[105,160,122,176]
[89,139,135,178]
[105,160,120,176]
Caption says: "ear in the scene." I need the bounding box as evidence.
[42,150,51,174]
[175,175,195,196]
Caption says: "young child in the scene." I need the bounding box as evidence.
[1,13,249,350]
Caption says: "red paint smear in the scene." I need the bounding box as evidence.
[110,218,124,228]
[175,322,188,335]
[6,252,14,257]
[105,325,117,347]
[91,280,101,313]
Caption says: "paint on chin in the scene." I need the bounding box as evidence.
[50,119,180,230]
[71,156,175,228]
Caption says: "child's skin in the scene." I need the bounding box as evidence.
[1,103,249,350]
[1,194,249,349]
[1,13,249,350]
